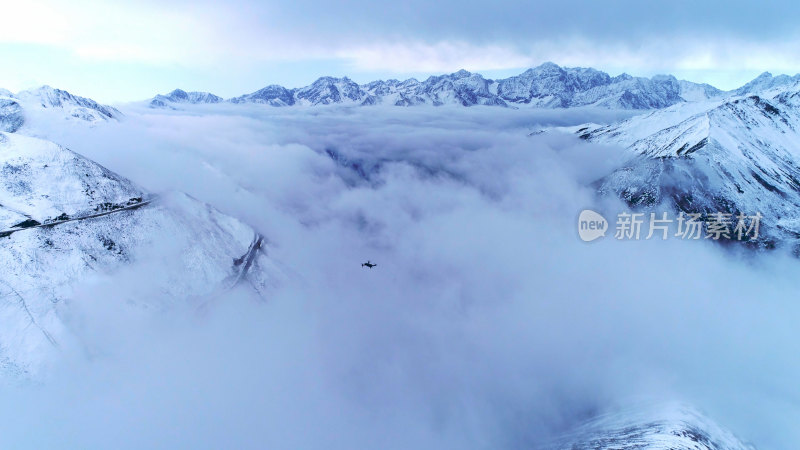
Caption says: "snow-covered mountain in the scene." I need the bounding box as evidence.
[294,76,367,105]
[144,65,800,113]
[12,86,122,124]
[0,85,281,379]
[177,63,723,110]
[734,72,800,97]
[548,403,754,449]
[0,131,276,378]
[495,63,719,108]
[149,88,224,109]
[229,84,296,106]
[573,84,800,249]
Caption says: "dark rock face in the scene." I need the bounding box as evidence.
[0,99,24,133]
[584,92,800,250]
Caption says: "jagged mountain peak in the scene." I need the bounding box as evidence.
[1,85,121,128]
[229,84,296,106]
[735,71,800,96]
[295,76,366,105]
[530,61,563,73]
[145,64,800,112]
[149,88,223,109]
[612,72,633,82]
[18,85,113,112]
[169,63,726,110]
[311,75,353,84]
[755,71,773,79]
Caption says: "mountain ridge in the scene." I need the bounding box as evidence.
[0,85,122,130]
[573,89,800,249]
[147,63,735,110]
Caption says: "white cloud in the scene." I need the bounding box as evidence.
[4,0,800,86]
[336,41,536,73]
[0,0,222,64]
[8,104,800,449]
[334,37,800,88]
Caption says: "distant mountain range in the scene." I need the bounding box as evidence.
[141,65,800,251]
[148,62,728,110]
[150,89,223,109]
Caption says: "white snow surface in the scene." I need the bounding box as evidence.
[571,87,800,247]
[549,403,755,449]
[0,131,273,378]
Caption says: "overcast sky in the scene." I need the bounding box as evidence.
[2,0,799,102]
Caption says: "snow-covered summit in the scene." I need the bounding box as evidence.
[295,76,367,105]
[14,85,122,123]
[734,71,800,97]
[229,84,296,106]
[149,88,224,109]
[0,85,122,132]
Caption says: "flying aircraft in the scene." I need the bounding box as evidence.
[362,261,377,269]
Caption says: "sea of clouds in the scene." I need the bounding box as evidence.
[2,104,799,449]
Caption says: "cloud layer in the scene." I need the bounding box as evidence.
[3,105,800,449]
[3,0,800,100]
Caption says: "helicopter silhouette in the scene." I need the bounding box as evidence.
[362,260,377,269]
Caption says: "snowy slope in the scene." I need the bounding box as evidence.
[0,132,277,378]
[0,132,143,227]
[548,403,755,449]
[0,86,122,136]
[576,89,800,248]
[13,86,122,124]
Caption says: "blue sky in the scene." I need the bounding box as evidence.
[2,0,798,103]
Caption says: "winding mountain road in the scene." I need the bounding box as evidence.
[231,234,264,287]
[0,198,153,238]
[1,195,266,296]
